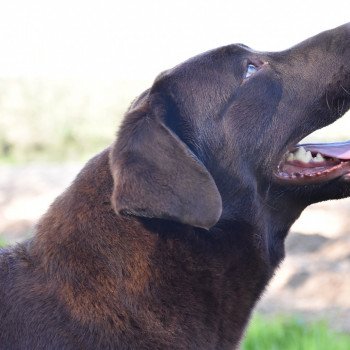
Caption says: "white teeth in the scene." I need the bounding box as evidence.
[286,147,326,164]
[313,153,325,163]
[287,153,295,161]
[293,147,313,163]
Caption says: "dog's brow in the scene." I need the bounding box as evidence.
[236,43,251,50]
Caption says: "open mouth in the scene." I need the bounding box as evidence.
[276,141,350,183]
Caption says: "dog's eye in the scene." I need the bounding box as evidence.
[245,64,258,79]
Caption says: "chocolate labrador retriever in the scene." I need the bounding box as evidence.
[1,23,350,349]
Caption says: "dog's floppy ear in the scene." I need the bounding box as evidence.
[109,94,222,230]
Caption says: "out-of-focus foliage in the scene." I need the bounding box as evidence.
[243,314,350,350]
[0,79,145,163]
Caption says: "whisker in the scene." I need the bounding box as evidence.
[325,91,331,111]
[341,99,346,115]
[340,84,350,96]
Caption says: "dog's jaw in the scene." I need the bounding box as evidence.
[275,143,350,184]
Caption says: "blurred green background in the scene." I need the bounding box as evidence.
[243,314,350,350]
[0,78,144,163]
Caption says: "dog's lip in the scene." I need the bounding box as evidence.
[274,141,350,184]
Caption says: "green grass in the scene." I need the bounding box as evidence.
[243,314,350,350]
[0,237,7,247]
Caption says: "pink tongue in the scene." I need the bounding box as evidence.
[301,141,350,160]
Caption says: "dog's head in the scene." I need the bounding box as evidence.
[110,23,350,230]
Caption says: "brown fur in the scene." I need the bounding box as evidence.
[1,23,350,349]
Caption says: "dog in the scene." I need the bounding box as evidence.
[1,23,350,349]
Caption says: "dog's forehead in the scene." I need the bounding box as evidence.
[182,44,249,67]
[154,44,250,84]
